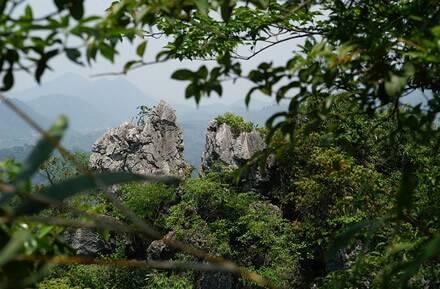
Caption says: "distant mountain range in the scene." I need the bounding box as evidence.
[2,73,286,168]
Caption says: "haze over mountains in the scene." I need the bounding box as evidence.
[2,73,286,167]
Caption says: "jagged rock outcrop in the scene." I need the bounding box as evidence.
[65,228,112,257]
[146,231,176,260]
[195,271,234,289]
[89,100,191,178]
[326,243,363,272]
[200,120,268,191]
[200,121,266,172]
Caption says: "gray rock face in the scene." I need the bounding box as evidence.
[90,100,191,178]
[195,272,234,289]
[200,121,266,173]
[65,228,111,257]
[146,231,176,260]
[326,243,363,272]
[200,120,267,191]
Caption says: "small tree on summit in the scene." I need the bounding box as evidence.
[135,105,153,126]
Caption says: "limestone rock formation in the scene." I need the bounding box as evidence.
[200,121,266,172]
[65,228,112,257]
[146,231,176,260]
[195,271,234,289]
[89,100,191,178]
[200,120,268,191]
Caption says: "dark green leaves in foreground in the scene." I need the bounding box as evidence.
[327,219,382,260]
[14,172,179,216]
[15,116,68,185]
[380,235,440,288]
[396,165,418,217]
[171,66,223,104]
[0,230,31,266]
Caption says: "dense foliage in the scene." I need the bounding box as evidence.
[16,98,437,289]
[215,113,255,136]
[0,0,439,288]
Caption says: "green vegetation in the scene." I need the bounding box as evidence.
[215,112,255,136]
[135,105,153,126]
[144,273,193,289]
[121,183,176,224]
[37,278,81,289]
[0,0,440,289]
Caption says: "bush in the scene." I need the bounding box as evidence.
[37,278,81,289]
[143,272,193,289]
[165,178,298,287]
[120,183,176,223]
[215,113,255,136]
[59,265,148,289]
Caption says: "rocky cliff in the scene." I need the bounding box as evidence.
[200,120,268,191]
[89,100,191,178]
[200,121,266,172]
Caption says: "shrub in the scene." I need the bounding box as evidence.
[61,265,148,289]
[165,178,298,287]
[120,183,176,223]
[215,113,255,136]
[143,272,193,289]
[37,278,81,289]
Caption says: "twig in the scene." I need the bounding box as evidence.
[0,215,140,235]
[232,33,312,60]
[91,59,169,77]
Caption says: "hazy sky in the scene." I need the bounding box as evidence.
[12,1,304,107]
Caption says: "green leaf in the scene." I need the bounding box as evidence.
[24,5,33,19]
[431,25,440,37]
[100,43,116,62]
[171,69,194,81]
[185,83,195,99]
[54,0,68,10]
[422,235,440,259]
[299,69,309,82]
[265,111,288,128]
[1,68,14,91]
[35,49,59,83]
[397,165,418,216]
[382,235,440,288]
[0,230,31,266]
[221,0,233,22]
[327,220,379,259]
[245,87,259,107]
[211,83,223,96]
[195,0,209,16]
[124,60,139,73]
[14,172,179,216]
[65,48,82,65]
[197,66,208,79]
[86,43,98,63]
[37,225,54,239]
[69,0,84,20]
[136,40,148,57]
[15,116,68,185]
[385,65,414,97]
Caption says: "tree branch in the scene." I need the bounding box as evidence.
[232,33,312,60]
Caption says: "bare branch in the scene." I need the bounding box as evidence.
[232,33,312,61]
[91,59,169,77]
